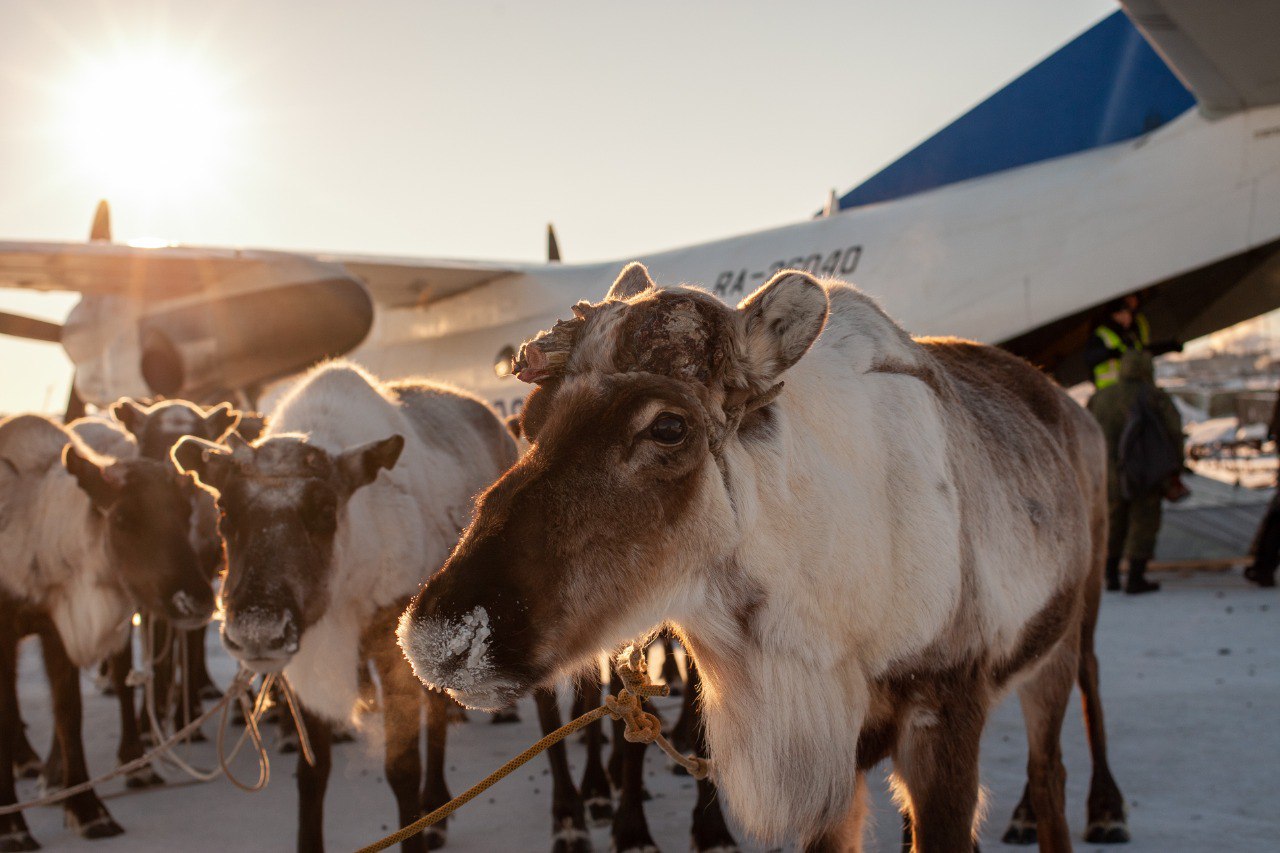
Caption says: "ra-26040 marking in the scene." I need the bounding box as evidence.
[713,245,862,298]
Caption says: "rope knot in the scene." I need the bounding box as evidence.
[604,690,662,744]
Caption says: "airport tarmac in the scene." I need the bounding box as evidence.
[9,571,1278,852]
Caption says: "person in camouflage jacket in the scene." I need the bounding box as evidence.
[1087,350,1184,594]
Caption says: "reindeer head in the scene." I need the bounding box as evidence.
[173,431,403,673]
[62,443,215,629]
[398,263,828,710]
[112,398,239,461]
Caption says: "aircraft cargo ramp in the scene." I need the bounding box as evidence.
[1154,473,1272,569]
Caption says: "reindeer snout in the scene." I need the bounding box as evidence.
[397,599,520,712]
[167,585,216,630]
[222,607,300,672]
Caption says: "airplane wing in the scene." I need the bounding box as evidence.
[1122,0,1280,114]
[0,240,524,307]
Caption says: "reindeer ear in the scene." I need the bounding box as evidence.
[606,262,656,301]
[110,398,149,437]
[338,434,405,493]
[202,403,240,441]
[172,437,235,492]
[737,271,828,382]
[63,444,122,508]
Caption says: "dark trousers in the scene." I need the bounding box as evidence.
[1107,489,1163,561]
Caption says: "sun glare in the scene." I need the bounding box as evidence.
[61,51,233,200]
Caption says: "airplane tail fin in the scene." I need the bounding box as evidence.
[89,200,111,243]
[836,11,1194,212]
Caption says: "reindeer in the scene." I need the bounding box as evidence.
[174,361,516,852]
[399,263,1127,852]
[499,412,736,853]
[0,414,214,850]
[106,399,240,752]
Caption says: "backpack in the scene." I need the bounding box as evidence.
[1117,387,1181,500]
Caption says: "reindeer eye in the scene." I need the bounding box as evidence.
[648,413,687,446]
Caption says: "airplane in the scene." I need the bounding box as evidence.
[2,0,1279,423]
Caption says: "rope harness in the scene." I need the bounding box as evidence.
[0,615,314,815]
[355,647,709,853]
[1,632,707,853]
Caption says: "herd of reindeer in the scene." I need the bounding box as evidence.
[1,264,1134,853]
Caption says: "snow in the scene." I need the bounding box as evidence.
[11,571,1279,851]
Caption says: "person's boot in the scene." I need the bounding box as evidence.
[1125,558,1161,594]
[1104,556,1122,592]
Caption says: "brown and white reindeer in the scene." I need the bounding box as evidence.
[0,414,214,850]
[173,361,516,853]
[399,263,1127,852]
[108,399,240,754]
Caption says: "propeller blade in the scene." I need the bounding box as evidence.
[0,311,61,343]
[89,199,111,242]
[547,223,561,263]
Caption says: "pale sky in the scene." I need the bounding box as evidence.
[0,0,1119,412]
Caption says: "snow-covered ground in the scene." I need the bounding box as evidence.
[10,571,1278,852]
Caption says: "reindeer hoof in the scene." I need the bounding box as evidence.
[490,709,521,725]
[12,759,41,780]
[69,814,124,840]
[0,828,40,852]
[552,819,591,853]
[1000,819,1037,845]
[1084,820,1131,844]
[331,728,355,745]
[423,826,447,850]
[125,766,165,789]
[665,681,683,697]
[278,733,300,754]
[585,797,614,827]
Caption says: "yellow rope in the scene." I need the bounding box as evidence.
[0,669,256,816]
[355,646,710,853]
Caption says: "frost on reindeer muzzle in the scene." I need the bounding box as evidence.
[397,604,519,711]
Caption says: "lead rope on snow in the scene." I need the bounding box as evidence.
[355,646,709,853]
[0,617,316,814]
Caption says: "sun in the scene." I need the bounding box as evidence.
[60,51,233,201]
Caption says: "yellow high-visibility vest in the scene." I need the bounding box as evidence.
[1093,314,1150,388]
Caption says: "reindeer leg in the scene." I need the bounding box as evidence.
[688,692,737,853]
[534,687,590,853]
[374,650,428,853]
[611,737,656,853]
[1001,784,1038,845]
[1079,577,1128,843]
[138,620,174,747]
[108,639,161,788]
[804,773,868,853]
[2,660,39,782]
[190,625,221,701]
[175,629,206,740]
[421,691,451,850]
[659,632,683,696]
[296,706,332,853]
[893,682,985,853]
[574,671,612,826]
[668,658,699,763]
[0,606,38,851]
[38,627,122,839]
[1015,642,1077,853]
